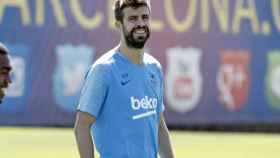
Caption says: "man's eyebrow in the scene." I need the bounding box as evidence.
[128,14,138,17]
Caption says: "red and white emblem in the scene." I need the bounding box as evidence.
[166,47,202,113]
[217,50,251,111]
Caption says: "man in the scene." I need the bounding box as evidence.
[0,43,12,104]
[74,0,175,157]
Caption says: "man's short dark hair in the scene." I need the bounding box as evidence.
[114,0,151,22]
[0,43,9,55]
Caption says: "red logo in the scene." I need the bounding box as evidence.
[174,77,193,99]
[217,50,251,111]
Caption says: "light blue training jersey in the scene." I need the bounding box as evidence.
[77,47,165,158]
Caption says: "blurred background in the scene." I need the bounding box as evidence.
[0,0,280,157]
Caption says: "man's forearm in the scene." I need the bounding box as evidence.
[74,125,95,158]
[158,116,175,158]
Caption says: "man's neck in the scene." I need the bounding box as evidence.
[119,43,144,65]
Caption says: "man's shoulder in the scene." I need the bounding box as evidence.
[91,48,118,68]
[85,48,118,77]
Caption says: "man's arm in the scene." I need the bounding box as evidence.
[74,111,96,158]
[158,113,175,158]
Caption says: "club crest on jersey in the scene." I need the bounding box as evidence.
[149,73,156,83]
[53,45,95,112]
[148,69,158,86]
[217,50,250,111]
[166,47,203,113]
[265,51,280,110]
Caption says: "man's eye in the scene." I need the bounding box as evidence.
[0,69,10,75]
[143,15,149,20]
[129,16,137,21]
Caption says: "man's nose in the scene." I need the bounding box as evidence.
[136,19,146,27]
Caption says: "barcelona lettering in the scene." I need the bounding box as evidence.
[0,0,279,35]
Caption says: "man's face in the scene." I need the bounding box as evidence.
[0,54,12,103]
[121,6,151,49]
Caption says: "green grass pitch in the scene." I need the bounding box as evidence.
[0,127,279,158]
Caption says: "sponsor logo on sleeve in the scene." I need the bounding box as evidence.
[217,50,250,111]
[166,47,203,113]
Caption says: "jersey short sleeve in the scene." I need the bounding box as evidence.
[152,61,165,115]
[77,64,110,118]
[159,66,165,113]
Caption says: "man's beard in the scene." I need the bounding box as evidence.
[0,87,5,104]
[0,81,9,101]
[122,25,150,49]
